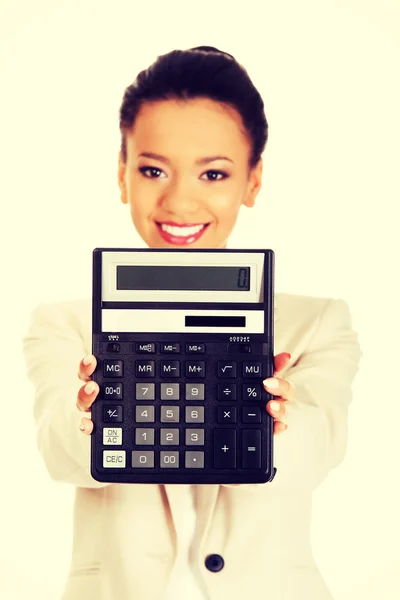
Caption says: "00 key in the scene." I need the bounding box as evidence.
[103,383,123,400]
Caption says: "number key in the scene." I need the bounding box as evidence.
[186,429,205,446]
[160,429,180,445]
[185,406,205,423]
[135,406,155,423]
[136,383,155,400]
[160,406,180,423]
[135,428,155,445]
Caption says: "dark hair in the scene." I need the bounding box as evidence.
[119,46,268,170]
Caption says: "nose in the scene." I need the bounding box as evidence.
[159,177,201,215]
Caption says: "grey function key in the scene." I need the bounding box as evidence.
[185,452,204,468]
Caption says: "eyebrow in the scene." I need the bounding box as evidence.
[138,152,234,165]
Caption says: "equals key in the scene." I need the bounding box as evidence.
[242,429,261,469]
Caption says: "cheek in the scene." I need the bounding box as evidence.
[127,184,156,217]
[207,192,242,221]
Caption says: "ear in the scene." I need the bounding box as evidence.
[242,158,263,208]
[118,151,128,205]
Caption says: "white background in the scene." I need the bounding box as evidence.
[1,0,399,598]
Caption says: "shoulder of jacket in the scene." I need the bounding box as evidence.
[276,291,335,313]
[275,291,351,329]
[30,297,91,328]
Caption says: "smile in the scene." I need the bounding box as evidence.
[155,221,210,245]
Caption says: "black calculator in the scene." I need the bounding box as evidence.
[90,248,276,485]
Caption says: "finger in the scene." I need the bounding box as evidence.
[76,380,99,412]
[263,377,296,401]
[78,354,97,382]
[273,420,288,435]
[266,398,287,421]
[78,417,94,435]
[273,352,291,374]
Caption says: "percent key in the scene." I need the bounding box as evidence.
[242,385,261,401]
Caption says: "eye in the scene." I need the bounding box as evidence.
[138,166,228,181]
[202,170,228,181]
[138,166,166,179]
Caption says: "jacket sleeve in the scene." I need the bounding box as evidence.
[222,297,362,491]
[22,302,110,489]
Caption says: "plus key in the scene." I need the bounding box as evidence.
[213,429,236,468]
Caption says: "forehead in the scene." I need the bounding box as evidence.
[127,98,251,158]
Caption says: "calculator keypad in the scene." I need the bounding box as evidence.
[93,340,272,481]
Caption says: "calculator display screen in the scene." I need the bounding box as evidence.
[116,266,250,291]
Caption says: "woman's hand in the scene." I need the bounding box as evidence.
[263,352,295,435]
[76,354,98,434]
[76,351,295,436]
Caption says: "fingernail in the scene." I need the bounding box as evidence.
[79,419,85,431]
[83,355,92,366]
[270,401,280,412]
[286,353,291,359]
[84,381,96,395]
[263,377,279,388]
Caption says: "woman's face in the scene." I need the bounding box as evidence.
[118,97,263,248]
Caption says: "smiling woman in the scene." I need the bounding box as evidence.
[22,45,362,600]
[117,46,267,248]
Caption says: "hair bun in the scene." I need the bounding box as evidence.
[190,45,234,59]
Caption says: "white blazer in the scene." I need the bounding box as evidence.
[22,292,362,600]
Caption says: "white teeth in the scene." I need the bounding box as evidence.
[160,223,205,237]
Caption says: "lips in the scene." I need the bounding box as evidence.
[155,221,210,246]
